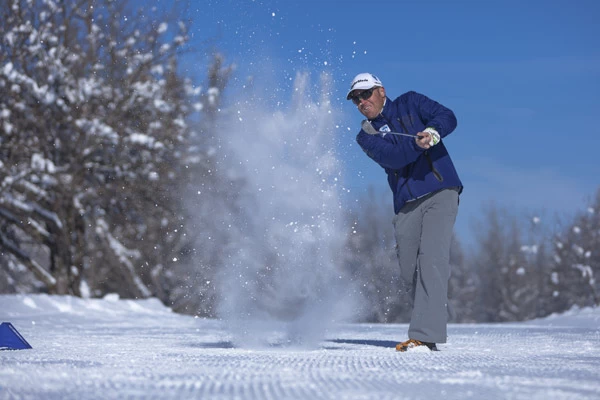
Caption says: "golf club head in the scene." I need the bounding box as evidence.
[360,120,418,139]
[361,120,379,135]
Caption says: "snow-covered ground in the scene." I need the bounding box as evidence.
[1,294,599,400]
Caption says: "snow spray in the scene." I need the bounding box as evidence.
[216,72,359,348]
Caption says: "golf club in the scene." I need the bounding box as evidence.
[361,119,419,138]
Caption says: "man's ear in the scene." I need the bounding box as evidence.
[378,86,386,97]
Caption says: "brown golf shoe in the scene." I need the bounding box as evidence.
[396,339,438,352]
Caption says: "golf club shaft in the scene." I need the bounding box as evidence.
[361,120,419,138]
[384,131,419,138]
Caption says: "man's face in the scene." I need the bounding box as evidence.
[350,86,385,120]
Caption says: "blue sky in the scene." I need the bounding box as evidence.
[172,0,600,247]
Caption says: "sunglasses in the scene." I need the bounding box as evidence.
[349,87,377,105]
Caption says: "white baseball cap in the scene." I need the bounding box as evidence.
[346,73,383,100]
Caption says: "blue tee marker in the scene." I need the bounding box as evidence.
[0,322,32,350]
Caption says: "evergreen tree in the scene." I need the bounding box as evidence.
[342,188,409,323]
[471,205,545,321]
[448,234,480,322]
[550,189,600,311]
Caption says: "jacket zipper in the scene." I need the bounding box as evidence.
[394,118,415,197]
[380,117,412,199]
[398,118,443,183]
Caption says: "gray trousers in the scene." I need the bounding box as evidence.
[393,188,459,343]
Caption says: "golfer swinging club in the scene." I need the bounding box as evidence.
[347,73,463,352]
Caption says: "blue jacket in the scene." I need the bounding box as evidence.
[356,91,462,214]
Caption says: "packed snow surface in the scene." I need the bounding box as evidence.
[1,294,599,399]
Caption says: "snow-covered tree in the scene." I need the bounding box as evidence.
[550,189,600,311]
[342,188,410,323]
[164,53,241,317]
[0,0,203,297]
[471,205,549,321]
[447,235,479,322]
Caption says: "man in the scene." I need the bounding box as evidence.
[347,73,462,352]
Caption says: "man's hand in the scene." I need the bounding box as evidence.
[416,132,432,149]
[415,128,440,149]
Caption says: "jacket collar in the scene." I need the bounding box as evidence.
[369,96,393,122]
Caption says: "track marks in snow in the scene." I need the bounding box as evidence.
[2,296,599,400]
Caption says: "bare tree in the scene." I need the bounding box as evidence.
[0,0,199,297]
